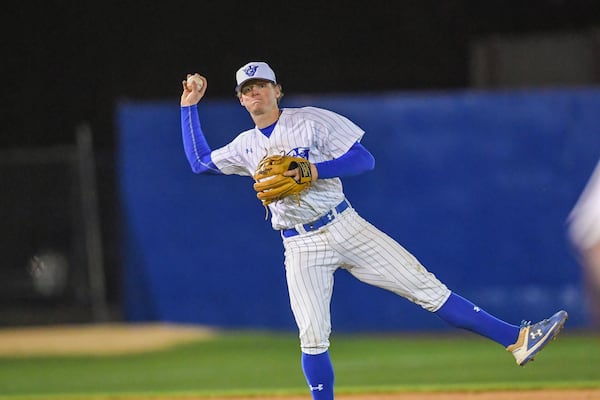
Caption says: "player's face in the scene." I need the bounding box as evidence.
[238,80,280,114]
[239,80,272,96]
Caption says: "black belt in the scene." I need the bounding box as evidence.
[281,200,350,238]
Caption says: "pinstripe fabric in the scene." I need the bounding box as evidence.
[210,107,364,229]
[283,207,451,354]
[208,104,449,355]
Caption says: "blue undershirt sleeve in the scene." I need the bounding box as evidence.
[180,105,222,174]
[314,142,375,179]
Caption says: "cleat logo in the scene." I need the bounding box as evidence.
[530,329,543,340]
[473,306,481,312]
[309,384,324,392]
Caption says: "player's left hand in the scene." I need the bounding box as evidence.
[283,163,318,183]
[253,154,314,209]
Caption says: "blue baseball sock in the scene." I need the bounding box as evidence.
[435,292,520,347]
[301,351,334,400]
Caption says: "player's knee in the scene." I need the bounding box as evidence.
[301,344,329,355]
[299,335,330,355]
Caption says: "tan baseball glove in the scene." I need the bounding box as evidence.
[253,154,312,217]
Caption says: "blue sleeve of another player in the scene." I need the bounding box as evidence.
[314,142,375,179]
[180,105,222,174]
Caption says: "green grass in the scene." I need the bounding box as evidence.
[0,330,598,399]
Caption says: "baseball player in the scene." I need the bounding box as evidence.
[180,61,568,400]
[568,157,600,329]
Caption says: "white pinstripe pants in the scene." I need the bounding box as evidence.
[282,206,451,354]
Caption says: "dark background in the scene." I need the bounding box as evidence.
[3,0,600,149]
[1,0,600,322]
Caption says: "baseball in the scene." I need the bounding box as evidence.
[187,75,204,92]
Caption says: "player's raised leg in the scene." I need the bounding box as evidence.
[328,208,568,366]
[436,293,568,365]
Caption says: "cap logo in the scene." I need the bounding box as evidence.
[244,65,259,77]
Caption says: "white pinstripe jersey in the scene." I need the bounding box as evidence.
[211,106,364,229]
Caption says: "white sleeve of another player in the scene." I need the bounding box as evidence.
[568,158,600,250]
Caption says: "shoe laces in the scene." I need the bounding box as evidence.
[519,320,532,328]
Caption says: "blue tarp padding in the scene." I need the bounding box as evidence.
[117,88,600,331]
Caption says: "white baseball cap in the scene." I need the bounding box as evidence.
[235,61,277,92]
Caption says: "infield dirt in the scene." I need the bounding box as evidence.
[67,390,600,399]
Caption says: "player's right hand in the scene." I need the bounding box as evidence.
[180,74,207,106]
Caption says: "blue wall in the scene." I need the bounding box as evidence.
[117,88,600,331]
